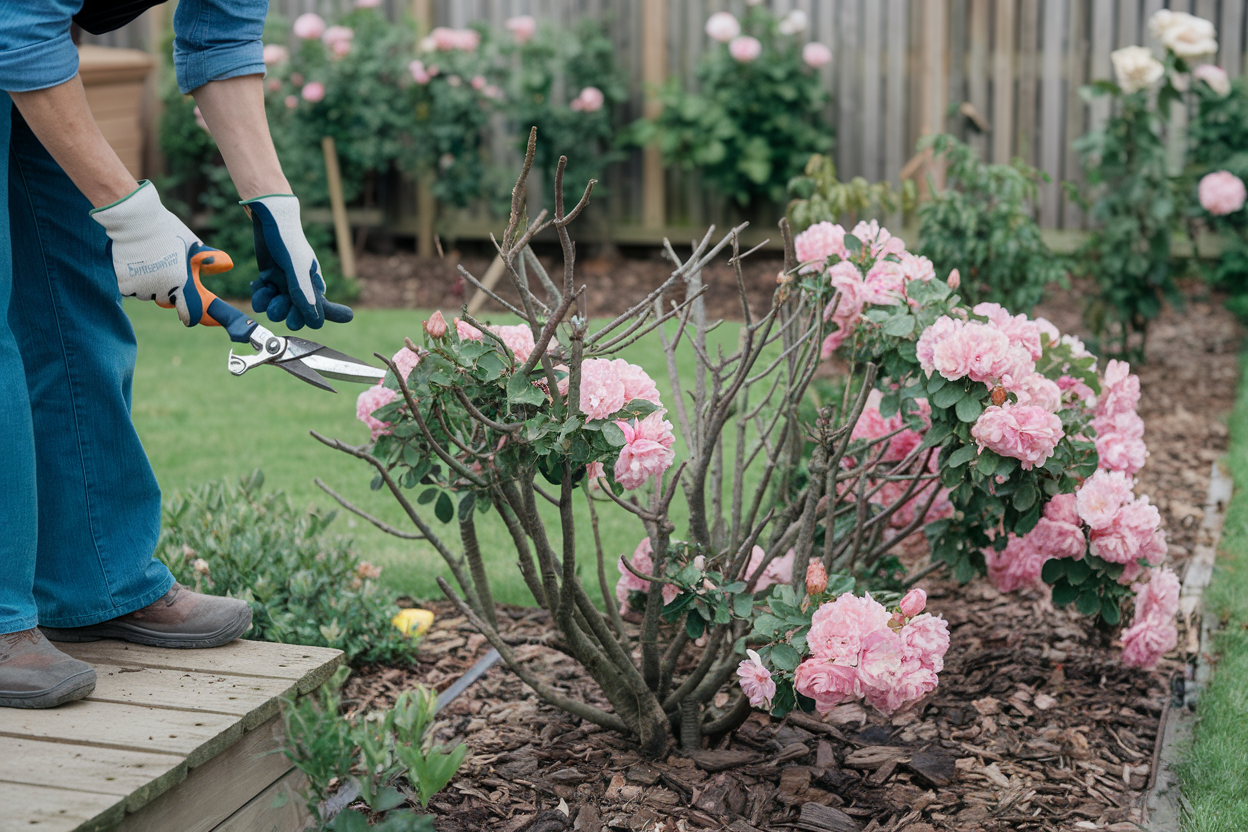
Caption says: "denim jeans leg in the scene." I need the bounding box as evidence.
[0,97,40,635]
[6,103,173,628]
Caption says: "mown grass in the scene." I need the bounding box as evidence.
[1178,354,1248,831]
[128,300,765,607]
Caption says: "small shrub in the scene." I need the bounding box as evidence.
[283,668,465,830]
[157,471,413,666]
[917,134,1067,314]
[785,153,915,233]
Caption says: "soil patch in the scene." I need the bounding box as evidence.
[343,253,1239,830]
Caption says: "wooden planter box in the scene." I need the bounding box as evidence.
[78,44,155,180]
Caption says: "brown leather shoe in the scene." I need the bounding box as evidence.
[0,629,96,708]
[41,584,252,649]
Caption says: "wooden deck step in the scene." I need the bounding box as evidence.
[0,639,342,832]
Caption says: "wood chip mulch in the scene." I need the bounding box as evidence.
[340,264,1239,831]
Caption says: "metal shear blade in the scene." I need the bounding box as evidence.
[228,325,386,392]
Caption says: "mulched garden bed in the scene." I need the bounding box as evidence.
[343,250,1240,831]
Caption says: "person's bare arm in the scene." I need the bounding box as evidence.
[190,74,291,200]
[8,75,138,208]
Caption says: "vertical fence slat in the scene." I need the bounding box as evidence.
[1118,0,1139,44]
[641,0,666,229]
[1017,0,1041,164]
[1039,0,1065,227]
[1222,0,1244,77]
[862,0,883,182]
[837,0,859,179]
[967,0,991,160]
[1062,0,1088,228]
[992,0,1016,163]
[1089,0,1114,132]
[885,0,908,185]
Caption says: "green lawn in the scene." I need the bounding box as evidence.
[1179,353,1248,831]
[128,300,757,607]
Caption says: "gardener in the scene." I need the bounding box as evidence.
[0,1,352,709]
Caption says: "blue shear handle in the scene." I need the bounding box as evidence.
[206,298,259,344]
[184,248,257,344]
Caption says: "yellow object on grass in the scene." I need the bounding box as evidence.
[392,608,435,638]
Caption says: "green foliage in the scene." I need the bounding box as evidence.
[282,669,464,830]
[503,18,628,211]
[156,470,415,666]
[785,154,915,233]
[917,134,1067,313]
[633,6,832,205]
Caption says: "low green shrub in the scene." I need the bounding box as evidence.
[156,470,414,666]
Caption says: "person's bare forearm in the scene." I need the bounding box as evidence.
[191,75,291,200]
[9,76,138,208]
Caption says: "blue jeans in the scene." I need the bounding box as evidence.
[0,95,173,633]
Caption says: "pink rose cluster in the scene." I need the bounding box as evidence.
[970,403,1064,470]
[744,545,794,590]
[506,15,537,44]
[452,318,537,363]
[793,592,949,715]
[1121,568,1181,667]
[1095,360,1148,476]
[615,537,678,614]
[322,25,354,57]
[424,27,481,52]
[570,86,605,112]
[1199,170,1247,215]
[355,346,423,440]
[985,494,1086,593]
[1076,470,1167,581]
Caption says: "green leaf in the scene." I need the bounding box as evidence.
[418,487,439,505]
[1066,558,1092,586]
[457,492,476,522]
[1040,558,1067,585]
[1013,482,1037,511]
[435,492,454,524]
[955,395,985,422]
[685,612,706,639]
[770,643,801,672]
[843,234,863,255]
[602,422,627,447]
[947,445,977,468]
[1100,598,1121,625]
[883,314,916,337]
[1076,589,1101,616]
[506,371,546,407]
[1052,581,1079,606]
[733,595,755,618]
[931,383,965,409]
[975,450,999,476]
[752,613,784,637]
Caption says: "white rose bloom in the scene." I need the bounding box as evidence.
[1112,46,1165,94]
[1148,9,1218,59]
[1194,63,1232,96]
[779,10,808,36]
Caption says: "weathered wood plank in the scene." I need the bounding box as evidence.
[1222,0,1244,78]
[837,0,859,178]
[1118,0,1140,45]
[1016,0,1040,165]
[1088,0,1114,133]
[885,0,908,187]
[967,0,991,158]
[87,664,296,731]
[119,716,294,832]
[992,0,1016,163]
[1039,0,1066,227]
[0,737,183,803]
[1063,0,1088,228]
[861,0,883,182]
[212,768,311,832]
[0,699,241,767]
[57,640,343,694]
[0,782,124,832]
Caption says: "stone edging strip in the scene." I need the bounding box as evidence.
[1144,460,1235,830]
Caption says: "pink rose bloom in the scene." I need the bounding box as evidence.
[1200,170,1247,215]
[1076,470,1135,531]
[745,546,793,591]
[821,261,866,353]
[471,75,487,90]
[737,649,776,709]
[506,15,537,44]
[985,534,1047,593]
[263,44,289,65]
[455,318,484,342]
[899,613,950,673]
[971,404,1064,470]
[807,592,892,663]
[705,11,741,43]
[615,537,679,613]
[1090,496,1161,564]
[1006,372,1063,413]
[1029,517,1088,562]
[862,260,906,306]
[1121,615,1177,667]
[794,658,861,713]
[1139,529,1169,566]
[572,86,605,112]
[1045,492,1080,526]
[849,220,906,259]
[802,41,833,69]
[729,35,762,62]
[322,25,354,56]
[898,252,936,283]
[409,60,432,84]
[1136,568,1181,622]
[284,94,298,109]
[1095,411,1148,475]
[974,302,1044,360]
[355,0,382,7]
[795,222,848,270]
[930,322,1031,385]
[916,316,961,375]
[567,358,627,419]
[424,310,447,338]
[867,661,939,715]
[293,12,326,40]
[946,268,961,290]
[614,411,676,489]
[356,385,398,440]
[899,588,927,618]
[1193,63,1231,96]
[1099,360,1141,417]
[1057,374,1096,405]
[300,81,326,102]
[390,346,421,382]
[488,324,536,363]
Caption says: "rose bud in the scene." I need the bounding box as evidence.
[425,310,448,338]
[805,561,828,596]
[899,587,927,617]
[947,268,960,289]
[991,385,1008,406]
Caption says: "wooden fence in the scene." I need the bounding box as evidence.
[88,0,1248,237]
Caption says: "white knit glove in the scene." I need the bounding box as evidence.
[90,181,225,327]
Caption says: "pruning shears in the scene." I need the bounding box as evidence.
[177,247,385,393]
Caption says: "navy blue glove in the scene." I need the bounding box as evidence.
[243,194,353,330]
